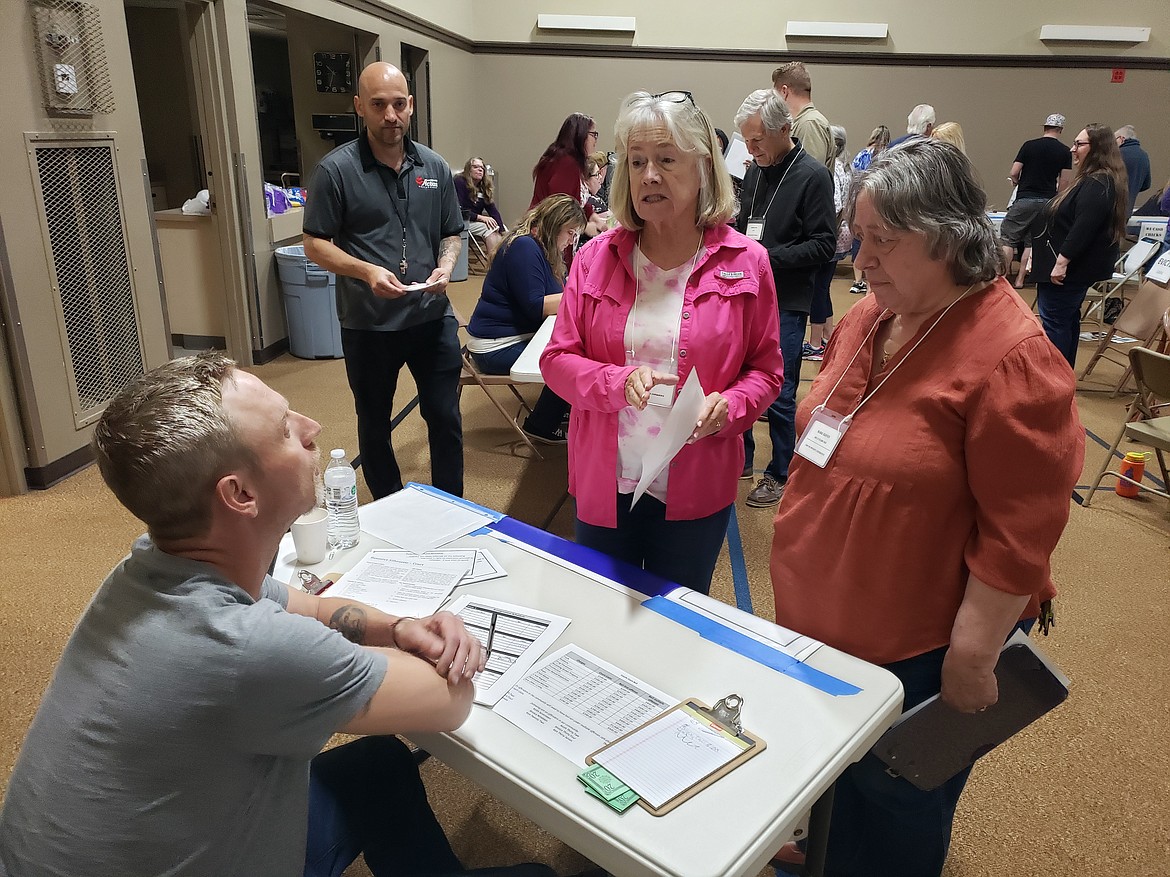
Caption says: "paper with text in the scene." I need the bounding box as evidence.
[593,703,749,808]
[445,596,570,705]
[462,548,507,585]
[325,550,472,617]
[358,485,494,553]
[494,645,673,764]
[631,368,706,508]
[724,136,751,180]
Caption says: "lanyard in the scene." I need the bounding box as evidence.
[626,237,704,367]
[382,166,411,276]
[749,144,802,220]
[814,282,980,425]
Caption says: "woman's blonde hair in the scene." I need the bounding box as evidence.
[930,122,966,155]
[490,194,585,282]
[459,156,495,204]
[609,92,735,232]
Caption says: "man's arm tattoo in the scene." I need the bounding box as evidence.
[328,604,368,643]
[438,235,461,271]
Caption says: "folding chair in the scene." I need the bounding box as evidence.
[451,307,543,460]
[1081,237,1161,331]
[466,226,491,275]
[1082,346,1170,506]
[1079,280,1170,395]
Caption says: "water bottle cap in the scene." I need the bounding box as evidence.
[1123,451,1149,463]
[330,449,346,459]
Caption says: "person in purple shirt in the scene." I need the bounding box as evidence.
[456,156,506,255]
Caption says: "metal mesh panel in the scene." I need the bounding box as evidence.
[32,140,144,423]
[29,0,115,116]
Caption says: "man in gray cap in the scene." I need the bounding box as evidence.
[1115,125,1152,215]
[999,113,1073,288]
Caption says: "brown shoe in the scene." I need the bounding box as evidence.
[745,474,784,508]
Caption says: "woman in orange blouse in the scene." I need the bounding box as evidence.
[769,138,1084,877]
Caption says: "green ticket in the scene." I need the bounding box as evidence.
[578,763,630,800]
[583,783,641,813]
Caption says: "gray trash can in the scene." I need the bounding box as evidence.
[274,245,344,359]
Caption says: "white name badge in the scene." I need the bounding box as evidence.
[745,219,765,241]
[795,407,851,468]
[647,382,676,408]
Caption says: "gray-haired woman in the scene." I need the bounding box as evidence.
[768,137,1084,876]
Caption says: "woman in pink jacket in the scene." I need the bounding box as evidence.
[540,91,784,594]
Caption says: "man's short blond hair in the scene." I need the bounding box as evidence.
[92,352,257,542]
[772,62,813,96]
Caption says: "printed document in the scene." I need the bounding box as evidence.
[724,136,751,180]
[494,645,674,764]
[445,596,570,706]
[358,485,494,553]
[664,586,823,662]
[325,549,473,617]
[631,368,706,507]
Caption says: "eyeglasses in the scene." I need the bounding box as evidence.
[589,171,603,179]
[1072,140,1091,148]
[586,130,599,139]
[652,91,694,105]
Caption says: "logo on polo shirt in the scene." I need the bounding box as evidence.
[416,176,439,189]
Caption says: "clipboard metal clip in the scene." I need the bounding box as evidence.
[708,693,744,735]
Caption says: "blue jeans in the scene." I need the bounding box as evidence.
[743,310,806,483]
[1035,281,1089,369]
[306,736,556,877]
[342,318,463,499]
[810,262,836,325]
[470,344,570,433]
[574,493,732,595]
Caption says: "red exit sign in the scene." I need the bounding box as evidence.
[1111,68,1126,83]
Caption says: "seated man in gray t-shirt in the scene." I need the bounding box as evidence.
[0,353,554,877]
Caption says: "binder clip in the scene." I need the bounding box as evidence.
[709,693,744,735]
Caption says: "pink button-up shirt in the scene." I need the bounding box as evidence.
[541,223,784,527]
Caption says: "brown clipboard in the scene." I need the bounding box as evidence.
[585,698,766,816]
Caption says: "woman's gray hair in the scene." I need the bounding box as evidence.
[609,91,735,231]
[846,138,1002,285]
[733,89,792,134]
[830,125,847,160]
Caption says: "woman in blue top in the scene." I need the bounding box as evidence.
[468,194,585,444]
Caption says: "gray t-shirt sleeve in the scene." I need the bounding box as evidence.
[259,576,289,608]
[227,606,388,757]
[304,161,343,239]
[439,165,465,240]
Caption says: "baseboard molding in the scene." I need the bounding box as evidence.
[171,333,227,351]
[25,444,94,490]
[252,337,290,365]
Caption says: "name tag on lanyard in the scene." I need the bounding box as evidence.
[794,406,851,468]
[745,217,765,241]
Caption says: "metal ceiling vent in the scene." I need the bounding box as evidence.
[28,135,145,426]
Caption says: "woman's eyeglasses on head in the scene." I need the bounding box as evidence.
[652,91,694,105]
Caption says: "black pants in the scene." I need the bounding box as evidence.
[342,318,463,499]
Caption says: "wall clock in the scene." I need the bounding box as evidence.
[314,52,353,94]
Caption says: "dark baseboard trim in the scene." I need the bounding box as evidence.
[171,333,227,351]
[253,337,290,365]
[475,41,1170,69]
[26,445,94,490]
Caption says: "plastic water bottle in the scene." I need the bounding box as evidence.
[323,449,360,549]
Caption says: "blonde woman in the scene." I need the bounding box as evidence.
[931,121,966,154]
[467,194,586,443]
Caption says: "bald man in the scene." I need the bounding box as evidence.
[305,63,466,500]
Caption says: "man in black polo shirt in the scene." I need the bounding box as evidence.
[999,113,1072,288]
[305,62,465,499]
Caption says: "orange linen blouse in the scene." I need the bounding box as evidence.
[771,278,1084,666]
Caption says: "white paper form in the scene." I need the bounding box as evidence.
[494,645,674,765]
[462,549,507,585]
[631,368,707,508]
[663,586,823,663]
[325,550,472,617]
[371,548,506,587]
[724,136,752,180]
[593,704,749,809]
[358,485,494,554]
[445,596,570,706]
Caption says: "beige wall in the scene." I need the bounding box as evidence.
[0,0,169,486]
[472,54,1169,229]
[470,0,1170,57]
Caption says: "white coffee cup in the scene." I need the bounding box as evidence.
[290,507,329,565]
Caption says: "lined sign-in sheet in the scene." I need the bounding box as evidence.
[593,704,750,809]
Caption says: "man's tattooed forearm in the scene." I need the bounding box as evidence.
[329,605,368,643]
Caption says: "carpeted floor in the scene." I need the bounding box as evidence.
[1,273,1167,877]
